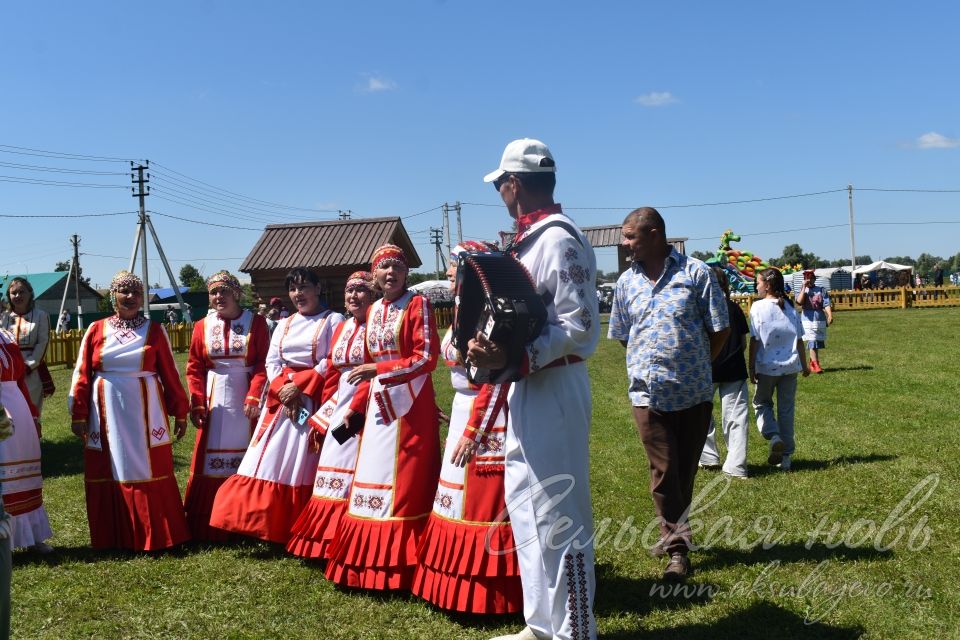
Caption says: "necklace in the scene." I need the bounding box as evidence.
[109,314,147,331]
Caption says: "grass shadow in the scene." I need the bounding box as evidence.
[39,436,85,478]
[601,601,864,639]
[12,541,217,567]
[594,563,719,617]
[820,365,874,373]
[696,542,891,572]
[744,453,896,477]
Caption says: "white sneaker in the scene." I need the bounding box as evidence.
[780,455,792,471]
[489,627,539,640]
[767,435,784,466]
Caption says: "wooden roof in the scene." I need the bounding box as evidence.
[239,217,422,273]
[498,225,687,251]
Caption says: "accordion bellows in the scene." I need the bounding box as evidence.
[452,252,547,384]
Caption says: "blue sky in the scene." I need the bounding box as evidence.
[2,1,959,288]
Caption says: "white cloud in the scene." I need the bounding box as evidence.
[634,91,678,107]
[360,74,397,93]
[915,132,960,149]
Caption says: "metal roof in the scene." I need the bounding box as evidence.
[0,272,104,301]
[498,225,686,249]
[239,217,422,272]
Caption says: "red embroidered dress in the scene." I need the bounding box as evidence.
[183,310,269,541]
[286,316,370,559]
[325,291,440,591]
[412,328,521,613]
[68,319,190,551]
[0,329,52,548]
[209,310,343,543]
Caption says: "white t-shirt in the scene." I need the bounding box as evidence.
[749,298,803,376]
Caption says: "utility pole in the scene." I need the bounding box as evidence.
[56,253,74,332]
[71,234,84,329]
[130,161,189,319]
[430,227,444,278]
[454,201,462,245]
[131,162,151,317]
[338,209,352,220]
[848,184,857,285]
[442,203,452,259]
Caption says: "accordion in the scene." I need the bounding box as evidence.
[452,251,547,384]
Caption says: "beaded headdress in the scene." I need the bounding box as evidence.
[370,244,407,271]
[206,270,242,299]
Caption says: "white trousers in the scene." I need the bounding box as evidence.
[699,380,750,477]
[505,363,596,640]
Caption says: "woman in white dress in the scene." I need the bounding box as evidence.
[1,277,51,414]
[209,268,344,543]
[0,326,53,553]
[287,271,378,559]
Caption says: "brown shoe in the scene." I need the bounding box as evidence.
[662,553,691,582]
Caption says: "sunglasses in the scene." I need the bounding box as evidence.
[492,173,513,192]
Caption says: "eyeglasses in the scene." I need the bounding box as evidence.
[492,173,513,192]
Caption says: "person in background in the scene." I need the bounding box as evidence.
[270,296,288,320]
[1,277,51,414]
[325,244,440,593]
[609,207,729,585]
[0,327,53,554]
[699,265,751,479]
[412,241,521,615]
[166,307,178,325]
[795,269,832,374]
[184,271,270,542]
[932,263,944,300]
[286,271,377,560]
[209,268,343,544]
[749,268,810,472]
[56,309,72,334]
[68,270,190,551]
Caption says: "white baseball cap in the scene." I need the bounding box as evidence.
[483,138,556,183]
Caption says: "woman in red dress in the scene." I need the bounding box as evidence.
[184,271,269,541]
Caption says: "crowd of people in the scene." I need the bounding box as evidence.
[0,139,860,640]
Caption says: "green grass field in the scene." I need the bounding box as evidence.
[10,308,960,639]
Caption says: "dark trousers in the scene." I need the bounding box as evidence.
[632,402,712,554]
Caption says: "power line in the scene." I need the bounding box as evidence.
[83,252,245,262]
[0,144,132,163]
[0,160,129,176]
[149,162,339,214]
[858,187,960,194]
[0,210,136,218]
[150,187,305,225]
[0,175,128,188]
[149,209,263,231]
[150,176,326,222]
[402,204,443,219]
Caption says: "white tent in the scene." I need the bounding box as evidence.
[789,267,852,292]
[852,261,912,275]
[409,279,454,302]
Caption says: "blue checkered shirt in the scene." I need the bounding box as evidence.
[608,249,729,411]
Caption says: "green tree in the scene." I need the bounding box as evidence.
[884,255,916,266]
[829,255,872,268]
[772,244,826,269]
[54,260,92,286]
[690,250,715,262]
[179,264,205,291]
[914,253,945,278]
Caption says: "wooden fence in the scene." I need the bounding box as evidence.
[45,307,461,367]
[731,285,960,315]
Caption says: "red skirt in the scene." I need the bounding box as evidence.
[183,474,231,542]
[412,514,522,614]
[286,496,346,559]
[325,513,427,591]
[208,475,311,543]
[85,477,190,551]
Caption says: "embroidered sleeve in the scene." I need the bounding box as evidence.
[244,314,270,406]
[152,323,189,420]
[524,228,600,373]
[464,382,509,443]
[376,295,439,385]
[185,319,208,411]
[68,321,99,421]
